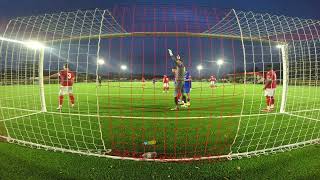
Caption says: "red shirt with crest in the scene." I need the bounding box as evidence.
[210,77,216,82]
[163,77,169,83]
[59,70,75,86]
[265,70,277,88]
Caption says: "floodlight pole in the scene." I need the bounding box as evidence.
[217,65,221,78]
[280,44,289,113]
[38,48,47,112]
[198,68,202,79]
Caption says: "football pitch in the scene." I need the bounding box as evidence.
[0,82,319,159]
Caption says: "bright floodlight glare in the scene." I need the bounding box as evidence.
[276,44,284,49]
[25,41,46,49]
[0,36,22,44]
[217,59,224,66]
[197,65,203,70]
[97,59,105,65]
[121,65,127,70]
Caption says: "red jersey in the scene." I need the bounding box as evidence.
[210,77,216,82]
[163,77,169,83]
[265,70,277,88]
[59,70,75,86]
[142,77,145,82]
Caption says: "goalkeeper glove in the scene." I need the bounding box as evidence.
[168,49,173,56]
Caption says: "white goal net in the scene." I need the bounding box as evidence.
[0,6,319,161]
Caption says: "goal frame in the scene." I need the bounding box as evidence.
[280,44,289,113]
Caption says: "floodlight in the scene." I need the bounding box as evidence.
[24,41,46,49]
[121,65,127,70]
[97,59,105,65]
[217,59,224,66]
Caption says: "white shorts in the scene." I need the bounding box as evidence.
[264,88,275,97]
[210,81,215,85]
[163,83,169,88]
[59,86,73,95]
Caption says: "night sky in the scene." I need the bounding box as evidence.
[0,0,319,78]
[0,0,320,20]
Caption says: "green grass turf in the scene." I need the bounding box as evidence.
[0,82,319,159]
[0,141,319,179]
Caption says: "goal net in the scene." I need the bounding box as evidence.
[0,6,319,161]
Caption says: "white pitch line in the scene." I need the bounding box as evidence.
[284,112,320,122]
[0,106,39,112]
[73,93,242,96]
[286,108,320,113]
[45,111,282,119]
[1,106,320,120]
[0,111,42,122]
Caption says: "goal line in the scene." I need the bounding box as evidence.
[0,112,42,122]
[284,112,320,122]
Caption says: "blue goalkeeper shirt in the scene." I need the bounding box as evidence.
[184,71,191,88]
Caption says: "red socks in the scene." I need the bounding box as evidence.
[266,96,274,106]
[177,91,182,99]
[69,95,75,104]
[270,96,274,105]
[59,95,75,106]
[59,95,64,106]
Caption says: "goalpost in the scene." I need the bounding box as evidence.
[280,44,289,113]
[206,9,320,158]
[38,48,47,112]
[0,6,319,161]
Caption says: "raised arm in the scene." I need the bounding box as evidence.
[49,72,60,78]
[168,49,177,62]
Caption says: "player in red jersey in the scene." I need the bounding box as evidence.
[50,64,75,110]
[262,65,277,112]
[209,75,217,88]
[162,75,169,93]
